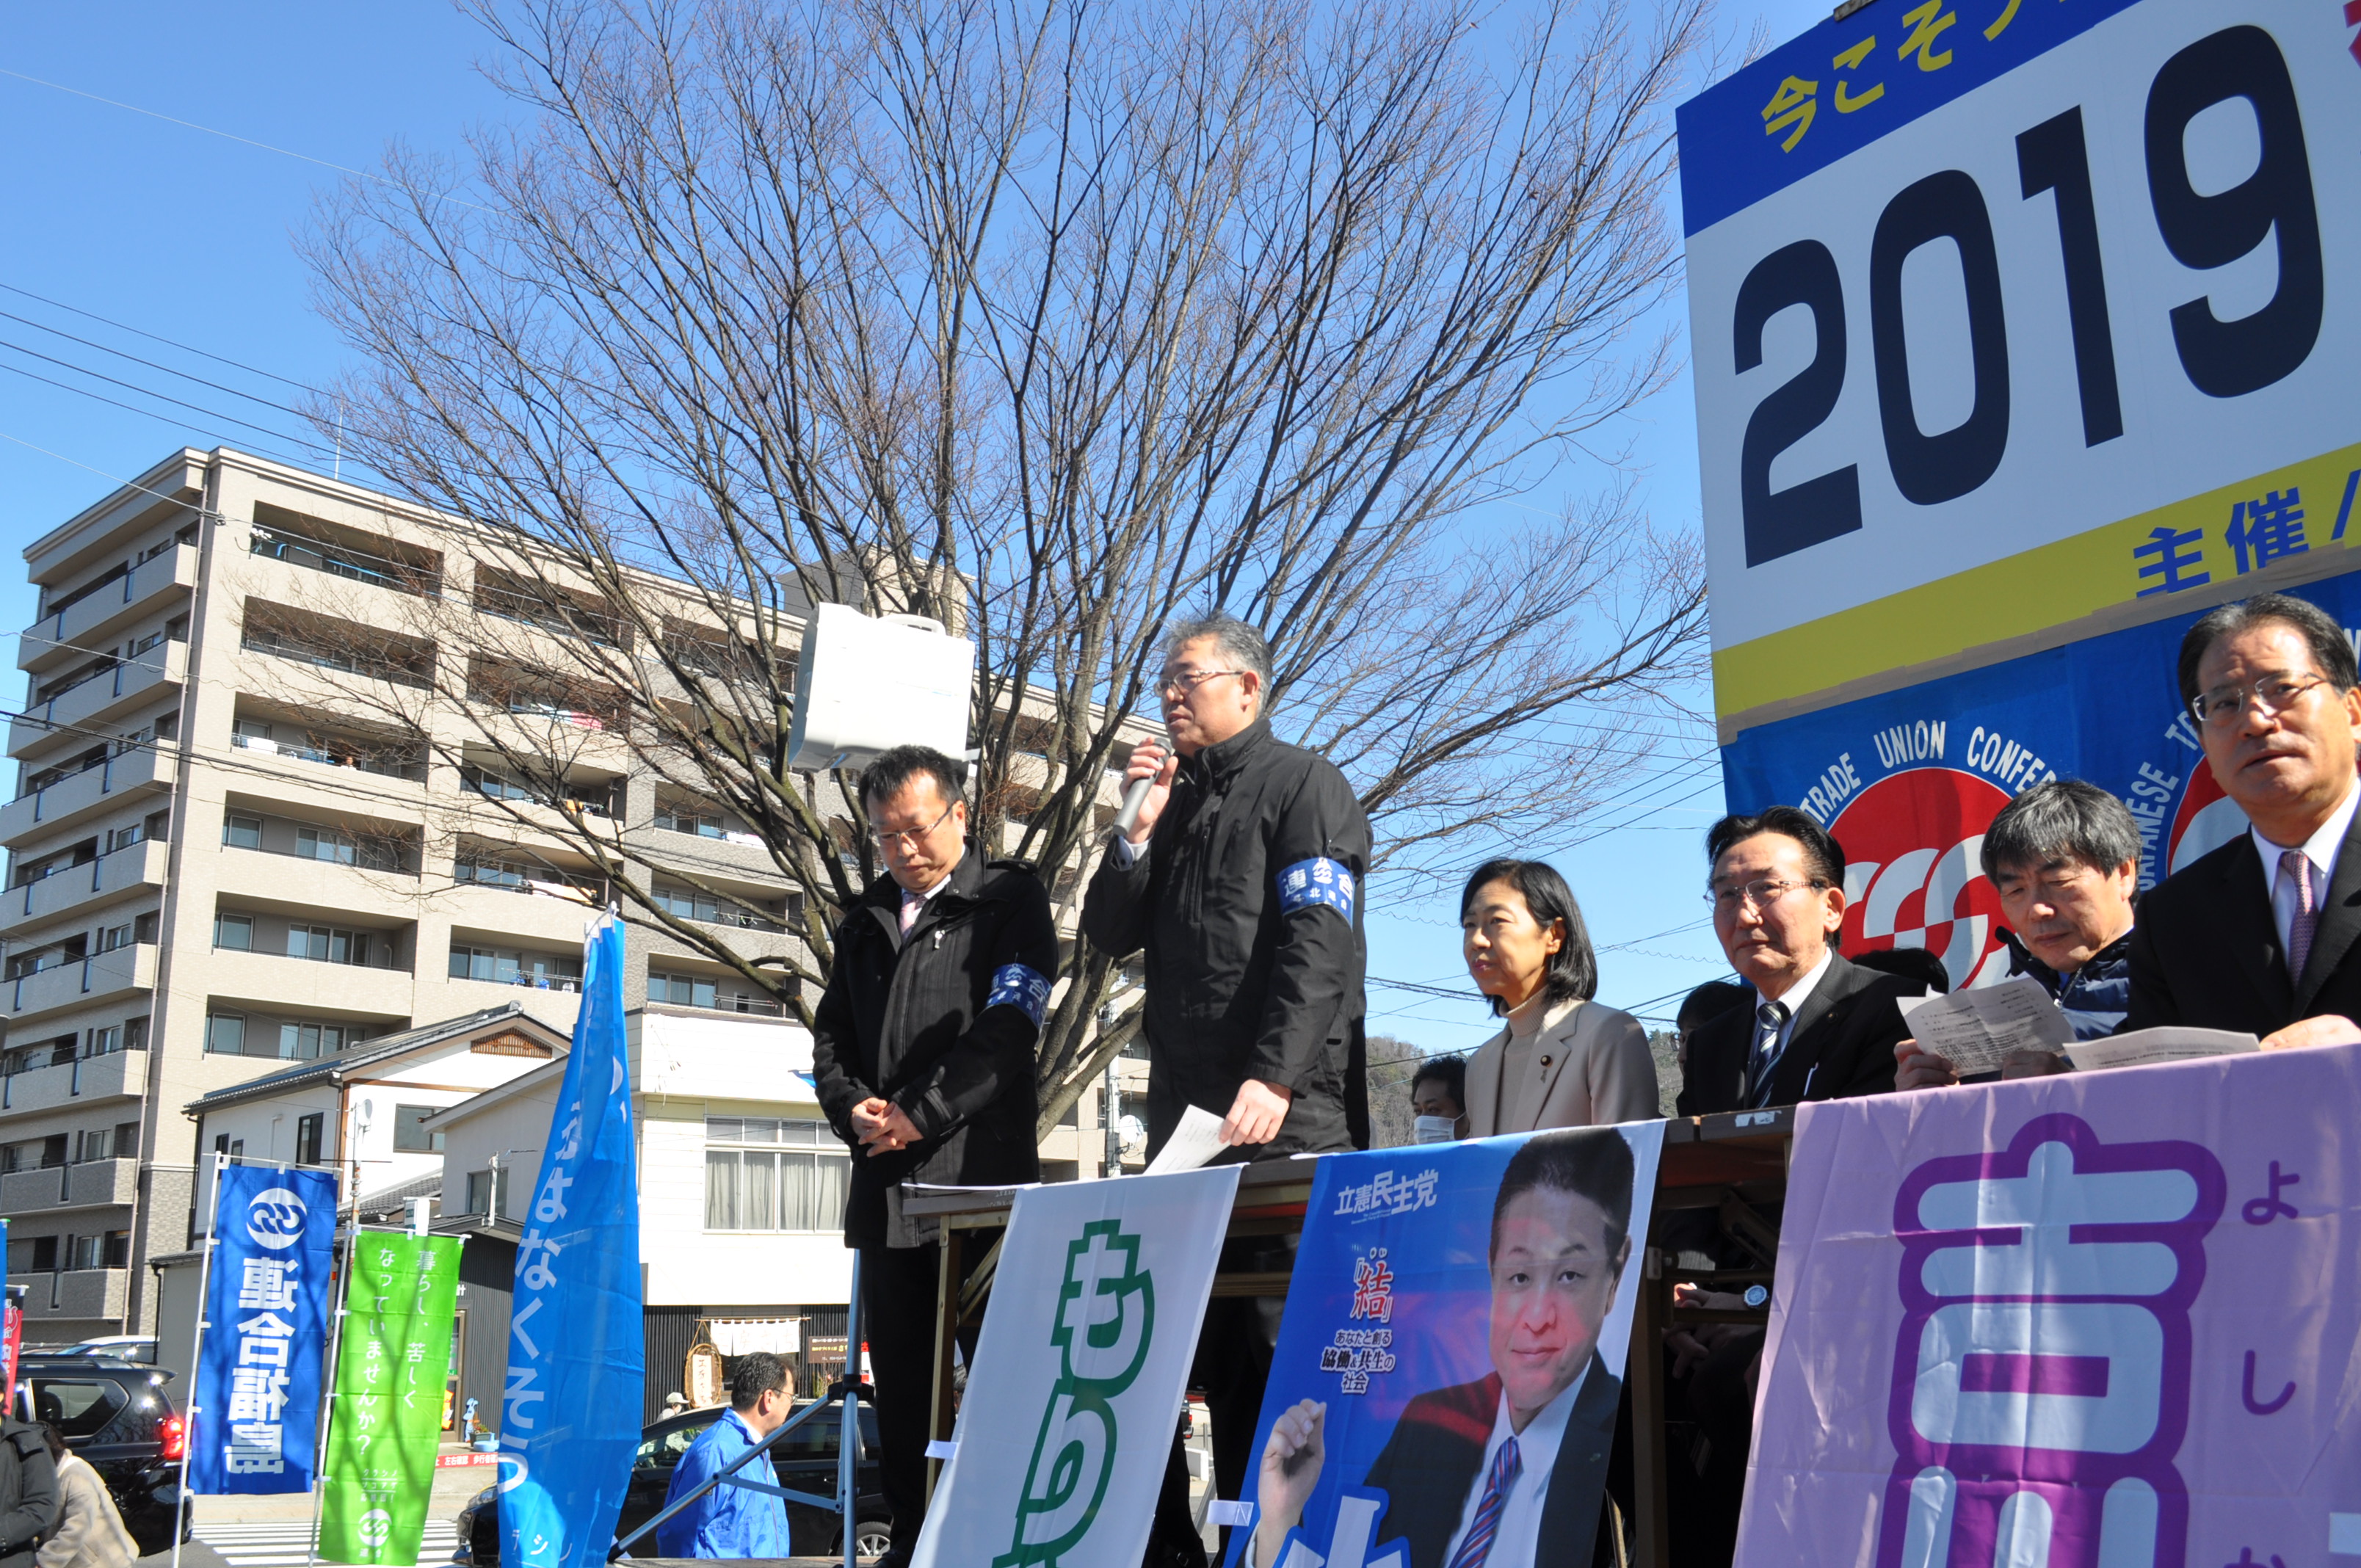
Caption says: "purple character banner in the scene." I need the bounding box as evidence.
[1741,1045,2361,1567]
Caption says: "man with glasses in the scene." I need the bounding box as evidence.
[1084,611,1371,1567]
[809,744,1058,1567]
[2125,593,2361,1048]
[1676,805,1918,1117]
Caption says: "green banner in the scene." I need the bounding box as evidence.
[320,1233,462,1565]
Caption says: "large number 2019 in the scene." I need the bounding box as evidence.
[1736,23,2324,567]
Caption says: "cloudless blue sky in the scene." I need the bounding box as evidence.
[0,0,1834,1059]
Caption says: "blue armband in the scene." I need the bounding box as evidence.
[1277,857,1356,919]
[986,963,1052,1028]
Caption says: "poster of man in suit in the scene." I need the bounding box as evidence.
[1229,1124,1664,1568]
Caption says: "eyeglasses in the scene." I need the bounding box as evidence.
[1705,876,1824,913]
[2188,672,2329,728]
[868,800,957,854]
[1157,669,1244,698]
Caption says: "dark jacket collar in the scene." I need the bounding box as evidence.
[1178,715,1272,788]
[2003,924,2135,993]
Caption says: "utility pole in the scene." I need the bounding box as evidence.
[1103,1056,1121,1177]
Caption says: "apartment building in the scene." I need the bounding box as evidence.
[2,446,1147,1344]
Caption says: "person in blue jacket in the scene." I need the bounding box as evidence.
[656,1353,794,1558]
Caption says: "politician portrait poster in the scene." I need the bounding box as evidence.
[1227,1122,1665,1568]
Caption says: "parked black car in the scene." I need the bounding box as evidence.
[12,1355,189,1553]
[453,1401,891,1564]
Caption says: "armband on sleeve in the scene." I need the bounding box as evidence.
[986,963,1053,1027]
[1276,857,1357,918]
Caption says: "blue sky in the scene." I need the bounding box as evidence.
[0,0,1833,1057]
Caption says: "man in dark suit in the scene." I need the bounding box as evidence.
[1676,805,1917,1116]
[2125,592,2361,1047]
[1251,1130,1634,1568]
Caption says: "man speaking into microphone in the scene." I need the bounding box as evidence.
[1084,611,1372,1566]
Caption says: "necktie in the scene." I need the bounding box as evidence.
[2281,849,2318,981]
[1446,1435,1521,1568]
[899,888,924,935]
[1747,999,1791,1107]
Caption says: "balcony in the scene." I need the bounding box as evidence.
[0,1158,137,1214]
[21,543,197,675]
[1,840,167,937]
[0,1048,145,1114]
[7,944,156,1027]
[7,642,186,760]
[214,846,418,912]
[231,729,427,785]
[0,744,175,844]
[207,949,415,1016]
[9,1268,128,1324]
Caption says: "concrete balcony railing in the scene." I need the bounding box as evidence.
[9,642,186,760]
[0,840,167,937]
[206,948,414,1016]
[21,543,197,675]
[0,1048,145,1114]
[0,1157,137,1214]
[9,1268,129,1323]
[6,944,156,1027]
[0,744,175,844]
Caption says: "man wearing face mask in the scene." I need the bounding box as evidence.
[1084,610,1372,1566]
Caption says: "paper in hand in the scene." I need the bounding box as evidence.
[1896,974,2074,1076]
[2065,1027,2258,1072]
[1142,1104,1228,1176]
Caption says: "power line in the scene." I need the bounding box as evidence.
[0,308,319,416]
[0,281,321,393]
[0,336,329,453]
[0,361,324,474]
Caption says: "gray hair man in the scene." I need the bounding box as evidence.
[1896,778,2139,1089]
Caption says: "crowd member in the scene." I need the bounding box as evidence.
[1410,1054,1469,1141]
[0,1410,56,1568]
[1673,981,1748,1081]
[1084,611,1371,1567]
[656,1354,795,1558]
[33,1427,133,1568]
[1677,807,1916,1115]
[1850,945,1951,995]
[1896,780,2140,1091]
[1459,859,1658,1135]
[810,745,1059,1565]
[2128,594,2361,1048]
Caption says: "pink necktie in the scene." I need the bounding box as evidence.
[900,889,923,934]
[2281,849,2318,981]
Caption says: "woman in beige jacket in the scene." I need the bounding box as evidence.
[1458,858,1659,1135]
[34,1427,137,1568]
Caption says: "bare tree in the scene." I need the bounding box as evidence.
[299,0,1713,1136]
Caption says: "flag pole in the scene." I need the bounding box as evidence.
[838,1250,863,1568]
[172,1152,225,1568]
[307,1218,361,1568]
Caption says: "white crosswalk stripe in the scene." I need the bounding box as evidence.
[194,1520,462,1568]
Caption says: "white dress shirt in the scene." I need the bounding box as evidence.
[1437,1365,1587,1567]
[2250,782,2360,957]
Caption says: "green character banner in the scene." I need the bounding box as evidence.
[320,1233,462,1565]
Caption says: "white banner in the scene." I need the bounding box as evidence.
[913,1163,1244,1568]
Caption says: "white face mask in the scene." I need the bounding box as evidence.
[1413,1115,1459,1144]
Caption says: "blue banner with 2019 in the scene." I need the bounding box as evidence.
[1719,566,2361,992]
[189,1162,338,1493]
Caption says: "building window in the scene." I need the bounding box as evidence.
[96,923,131,954]
[654,802,725,838]
[205,1014,247,1055]
[277,1022,357,1060]
[295,1114,324,1166]
[296,825,357,864]
[392,1104,445,1153]
[86,1025,121,1058]
[448,945,581,989]
[222,814,263,850]
[286,926,374,966]
[213,914,253,952]
[650,972,717,1010]
[703,1118,848,1233]
[466,1166,512,1219]
[75,1127,114,1163]
[124,1017,148,1052]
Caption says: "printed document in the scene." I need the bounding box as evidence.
[1897,975,2074,1075]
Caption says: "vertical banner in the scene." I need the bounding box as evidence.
[914,1163,1244,1568]
[499,917,643,1568]
[322,1234,463,1565]
[188,1164,338,1493]
[1225,1123,1667,1568]
[2,1219,19,1415]
[1741,1046,2361,1567]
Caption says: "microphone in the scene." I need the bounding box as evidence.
[1111,733,1172,839]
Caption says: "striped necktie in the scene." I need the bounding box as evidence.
[2282,848,2319,981]
[1446,1435,1521,1568]
[1747,999,1791,1108]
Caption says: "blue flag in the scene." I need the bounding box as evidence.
[500,915,644,1568]
[188,1164,338,1493]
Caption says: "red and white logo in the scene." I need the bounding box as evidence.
[1830,768,2014,991]
[2164,758,2244,876]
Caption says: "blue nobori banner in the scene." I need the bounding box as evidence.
[1720,562,2361,990]
[188,1162,338,1493]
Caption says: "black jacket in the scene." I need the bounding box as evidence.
[0,1419,57,1568]
[2126,813,2361,1037]
[1675,951,1914,1116]
[1081,717,1370,1158]
[810,849,1059,1249]
[1358,1359,1620,1568]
